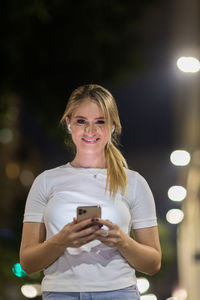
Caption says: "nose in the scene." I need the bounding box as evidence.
[84,123,97,134]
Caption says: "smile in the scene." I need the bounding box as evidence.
[82,138,100,144]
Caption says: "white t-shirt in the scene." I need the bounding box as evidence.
[23,162,157,292]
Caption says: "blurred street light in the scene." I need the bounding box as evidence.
[168,186,187,202]
[166,209,184,224]
[170,150,191,166]
[137,277,150,294]
[21,284,42,298]
[177,56,200,73]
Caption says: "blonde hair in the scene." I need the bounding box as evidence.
[60,84,128,198]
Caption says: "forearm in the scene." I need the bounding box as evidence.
[117,235,161,275]
[20,233,66,274]
[20,219,100,274]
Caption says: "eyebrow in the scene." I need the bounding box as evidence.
[74,115,105,120]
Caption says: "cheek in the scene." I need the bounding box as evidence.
[71,128,83,143]
[100,131,109,144]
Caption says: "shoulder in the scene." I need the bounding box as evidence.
[33,163,71,186]
[124,168,153,196]
[38,163,71,177]
[125,168,147,185]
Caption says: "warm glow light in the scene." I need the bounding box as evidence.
[20,170,35,187]
[168,186,187,202]
[166,298,178,300]
[166,209,184,224]
[5,162,20,179]
[141,294,157,300]
[0,128,13,144]
[137,277,150,294]
[177,56,200,73]
[170,150,191,166]
[21,284,41,298]
[172,287,188,300]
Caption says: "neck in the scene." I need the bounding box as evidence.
[71,151,106,169]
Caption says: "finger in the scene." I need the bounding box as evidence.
[73,218,95,232]
[93,218,116,230]
[96,236,116,246]
[66,219,77,227]
[79,233,97,244]
[75,233,97,247]
[95,229,113,238]
[76,224,100,238]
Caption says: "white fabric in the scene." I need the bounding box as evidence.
[23,163,157,292]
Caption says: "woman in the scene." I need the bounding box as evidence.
[20,84,161,300]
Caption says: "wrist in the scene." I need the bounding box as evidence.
[48,232,67,252]
[117,234,130,251]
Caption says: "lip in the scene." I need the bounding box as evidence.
[82,138,100,144]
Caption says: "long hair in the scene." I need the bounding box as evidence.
[60,84,128,198]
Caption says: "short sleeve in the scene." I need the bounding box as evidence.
[23,171,48,223]
[130,172,157,229]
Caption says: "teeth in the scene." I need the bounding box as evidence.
[84,138,97,142]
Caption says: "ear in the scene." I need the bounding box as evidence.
[65,117,70,126]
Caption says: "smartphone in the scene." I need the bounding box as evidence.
[76,205,101,225]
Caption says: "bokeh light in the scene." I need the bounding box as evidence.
[5,162,20,179]
[12,263,27,277]
[177,56,200,73]
[168,186,187,202]
[20,170,35,187]
[166,209,184,224]
[0,128,13,144]
[170,150,191,166]
[21,284,42,298]
[137,277,150,294]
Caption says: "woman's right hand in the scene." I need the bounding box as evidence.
[20,218,100,274]
[57,218,101,248]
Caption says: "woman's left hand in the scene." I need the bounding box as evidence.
[93,218,128,248]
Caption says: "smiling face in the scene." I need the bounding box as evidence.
[66,99,109,157]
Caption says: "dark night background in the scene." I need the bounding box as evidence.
[0,1,185,299]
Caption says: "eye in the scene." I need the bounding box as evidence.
[96,120,105,124]
[77,119,86,124]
